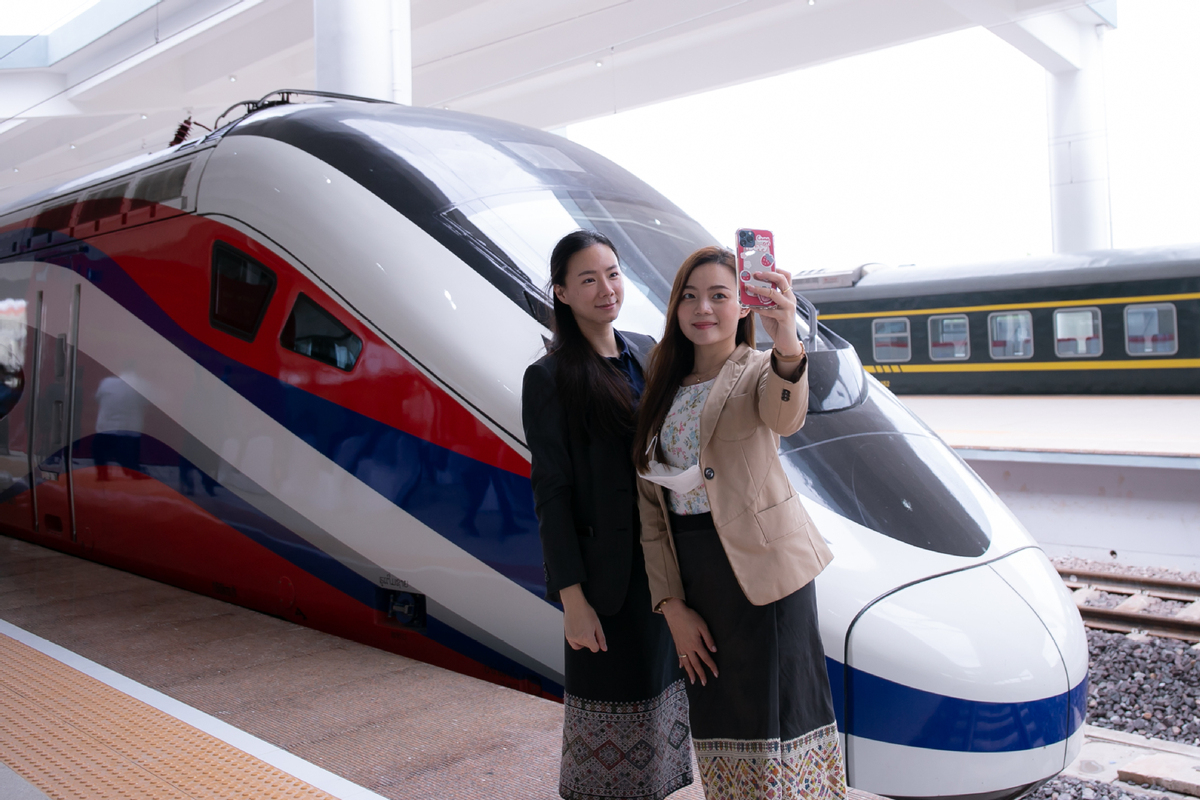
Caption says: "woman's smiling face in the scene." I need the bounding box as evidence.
[676,260,748,348]
[553,243,624,328]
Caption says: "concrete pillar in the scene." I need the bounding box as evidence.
[313,0,393,101]
[1046,23,1113,253]
[391,0,412,105]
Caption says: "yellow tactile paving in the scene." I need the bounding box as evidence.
[0,633,338,800]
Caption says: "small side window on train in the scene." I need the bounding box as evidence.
[280,294,363,372]
[209,243,277,341]
[77,183,128,228]
[988,311,1033,360]
[1125,303,1178,356]
[872,318,911,362]
[129,162,190,211]
[1054,308,1102,357]
[928,315,970,360]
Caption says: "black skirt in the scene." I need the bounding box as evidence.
[560,539,693,800]
[670,512,845,800]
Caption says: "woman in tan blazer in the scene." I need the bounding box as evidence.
[632,246,845,800]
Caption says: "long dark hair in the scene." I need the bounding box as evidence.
[633,246,754,471]
[548,229,634,438]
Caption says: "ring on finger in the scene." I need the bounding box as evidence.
[678,654,688,658]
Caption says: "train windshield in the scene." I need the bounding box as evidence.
[778,387,994,555]
[230,105,859,408]
[333,113,833,345]
[443,190,696,339]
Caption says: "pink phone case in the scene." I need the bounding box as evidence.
[737,228,776,308]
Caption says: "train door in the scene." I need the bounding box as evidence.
[26,261,85,546]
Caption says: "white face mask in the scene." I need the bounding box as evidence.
[640,460,704,494]
[638,436,704,494]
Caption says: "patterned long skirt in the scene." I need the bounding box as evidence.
[560,542,693,800]
[670,512,845,800]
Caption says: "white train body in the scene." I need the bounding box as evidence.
[0,99,1087,800]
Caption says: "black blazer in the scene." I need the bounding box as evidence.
[521,331,654,616]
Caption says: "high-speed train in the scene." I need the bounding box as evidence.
[0,94,1086,800]
[796,251,1200,394]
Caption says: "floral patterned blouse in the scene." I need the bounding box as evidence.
[659,379,714,515]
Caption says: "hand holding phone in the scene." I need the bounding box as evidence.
[737,228,776,308]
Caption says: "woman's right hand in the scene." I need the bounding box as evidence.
[660,599,718,685]
[560,584,607,653]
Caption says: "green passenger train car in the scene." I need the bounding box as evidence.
[795,246,1200,394]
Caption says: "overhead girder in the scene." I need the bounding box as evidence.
[0,0,1101,211]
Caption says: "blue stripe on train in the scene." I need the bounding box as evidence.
[17,234,546,597]
[826,656,1087,752]
[0,422,562,696]
[7,231,1087,752]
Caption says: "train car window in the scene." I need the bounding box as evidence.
[872,319,911,362]
[928,315,970,360]
[0,298,25,421]
[128,162,190,210]
[280,293,362,372]
[1125,304,1178,356]
[988,311,1033,360]
[77,183,128,226]
[209,243,276,341]
[1054,308,1102,357]
[34,203,75,233]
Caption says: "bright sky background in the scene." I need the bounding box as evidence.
[0,0,101,35]
[565,0,1200,272]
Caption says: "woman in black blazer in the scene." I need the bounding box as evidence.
[522,230,692,800]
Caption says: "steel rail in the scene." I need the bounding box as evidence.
[1073,606,1200,641]
[1057,568,1200,641]
[1058,568,1200,600]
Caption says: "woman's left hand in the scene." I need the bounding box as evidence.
[747,269,803,355]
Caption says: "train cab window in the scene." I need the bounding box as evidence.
[1054,308,1102,357]
[988,311,1033,359]
[1125,304,1178,356]
[209,243,276,341]
[280,293,362,372]
[928,315,970,360]
[872,319,911,362]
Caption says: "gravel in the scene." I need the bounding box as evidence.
[1081,589,1125,610]
[1051,556,1200,746]
[1030,775,1158,800]
[1075,591,1187,616]
[1030,556,1200,797]
[1084,628,1200,743]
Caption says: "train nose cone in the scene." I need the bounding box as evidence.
[841,548,1088,799]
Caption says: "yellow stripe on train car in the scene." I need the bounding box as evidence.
[863,359,1200,374]
[821,291,1200,321]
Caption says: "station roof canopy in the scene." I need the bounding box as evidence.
[0,0,1111,207]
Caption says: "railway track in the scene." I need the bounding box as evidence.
[1059,568,1200,641]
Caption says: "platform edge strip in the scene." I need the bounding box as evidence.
[0,617,389,800]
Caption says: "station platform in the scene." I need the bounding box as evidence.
[0,534,878,800]
[899,395,1200,459]
[899,395,1200,572]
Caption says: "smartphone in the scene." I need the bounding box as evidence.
[736,228,776,308]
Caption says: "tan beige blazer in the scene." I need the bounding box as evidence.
[638,343,834,608]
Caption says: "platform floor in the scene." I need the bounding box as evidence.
[0,533,576,799]
[0,534,878,800]
[899,395,1200,457]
